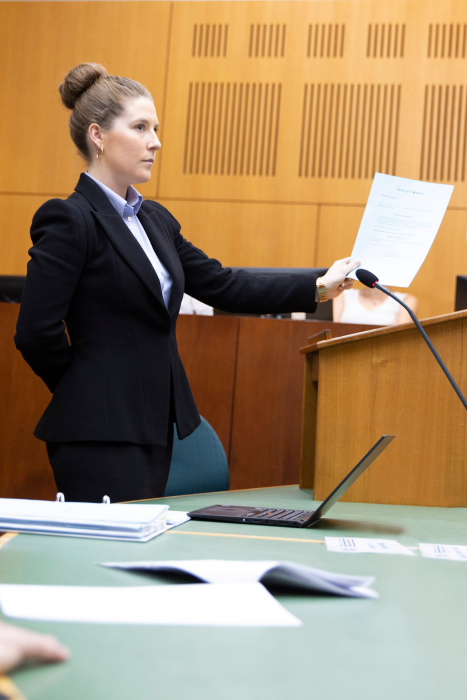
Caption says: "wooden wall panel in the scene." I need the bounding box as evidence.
[162,200,318,267]
[228,317,380,490]
[176,314,239,456]
[228,318,330,490]
[0,2,171,197]
[0,304,56,500]
[160,0,467,206]
[403,209,467,319]
[156,0,467,319]
[0,195,50,275]
[316,205,366,266]
[229,318,310,489]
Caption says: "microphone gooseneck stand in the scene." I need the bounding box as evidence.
[355,268,467,412]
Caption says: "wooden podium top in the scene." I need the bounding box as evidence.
[300,308,467,355]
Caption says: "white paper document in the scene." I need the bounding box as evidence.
[348,173,453,287]
[0,583,301,628]
[419,543,467,561]
[103,559,378,598]
[325,537,415,556]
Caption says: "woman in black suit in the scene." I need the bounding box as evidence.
[15,63,359,503]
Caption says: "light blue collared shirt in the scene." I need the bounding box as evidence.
[85,172,173,308]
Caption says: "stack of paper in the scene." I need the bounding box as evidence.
[103,559,378,598]
[0,499,184,542]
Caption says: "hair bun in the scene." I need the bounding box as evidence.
[59,63,108,110]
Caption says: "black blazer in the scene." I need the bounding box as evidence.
[15,174,318,445]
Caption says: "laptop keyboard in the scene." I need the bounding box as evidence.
[242,508,313,522]
[188,504,317,528]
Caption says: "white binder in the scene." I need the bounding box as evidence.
[0,493,175,542]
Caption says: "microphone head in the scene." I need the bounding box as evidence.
[356,269,379,288]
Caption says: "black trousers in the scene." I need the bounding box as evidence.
[46,423,174,503]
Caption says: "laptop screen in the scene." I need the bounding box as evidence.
[311,435,395,520]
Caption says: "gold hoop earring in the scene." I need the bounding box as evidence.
[96,145,104,160]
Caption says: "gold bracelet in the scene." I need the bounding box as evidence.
[316,277,328,303]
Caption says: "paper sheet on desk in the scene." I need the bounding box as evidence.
[103,560,378,598]
[0,583,301,627]
[419,543,467,561]
[325,537,415,556]
[347,173,453,287]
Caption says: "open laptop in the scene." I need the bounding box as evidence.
[188,435,395,528]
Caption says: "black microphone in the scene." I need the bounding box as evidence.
[356,268,467,411]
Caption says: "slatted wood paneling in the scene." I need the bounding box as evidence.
[299,83,401,178]
[307,24,345,58]
[183,82,281,176]
[192,24,228,57]
[427,24,467,58]
[160,2,428,205]
[420,84,467,182]
[249,24,286,58]
[367,24,405,58]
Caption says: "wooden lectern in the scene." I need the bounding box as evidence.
[299,310,467,508]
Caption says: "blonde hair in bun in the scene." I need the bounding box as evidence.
[59,62,152,161]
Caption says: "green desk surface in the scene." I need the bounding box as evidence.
[1,486,467,700]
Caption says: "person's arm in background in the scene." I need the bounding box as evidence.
[14,199,87,392]
[172,223,357,314]
[395,294,419,324]
[147,201,359,313]
[177,232,319,314]
[332,291,345,322]
[0,622,69,674]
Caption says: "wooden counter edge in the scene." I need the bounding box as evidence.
[299,309,467,355]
